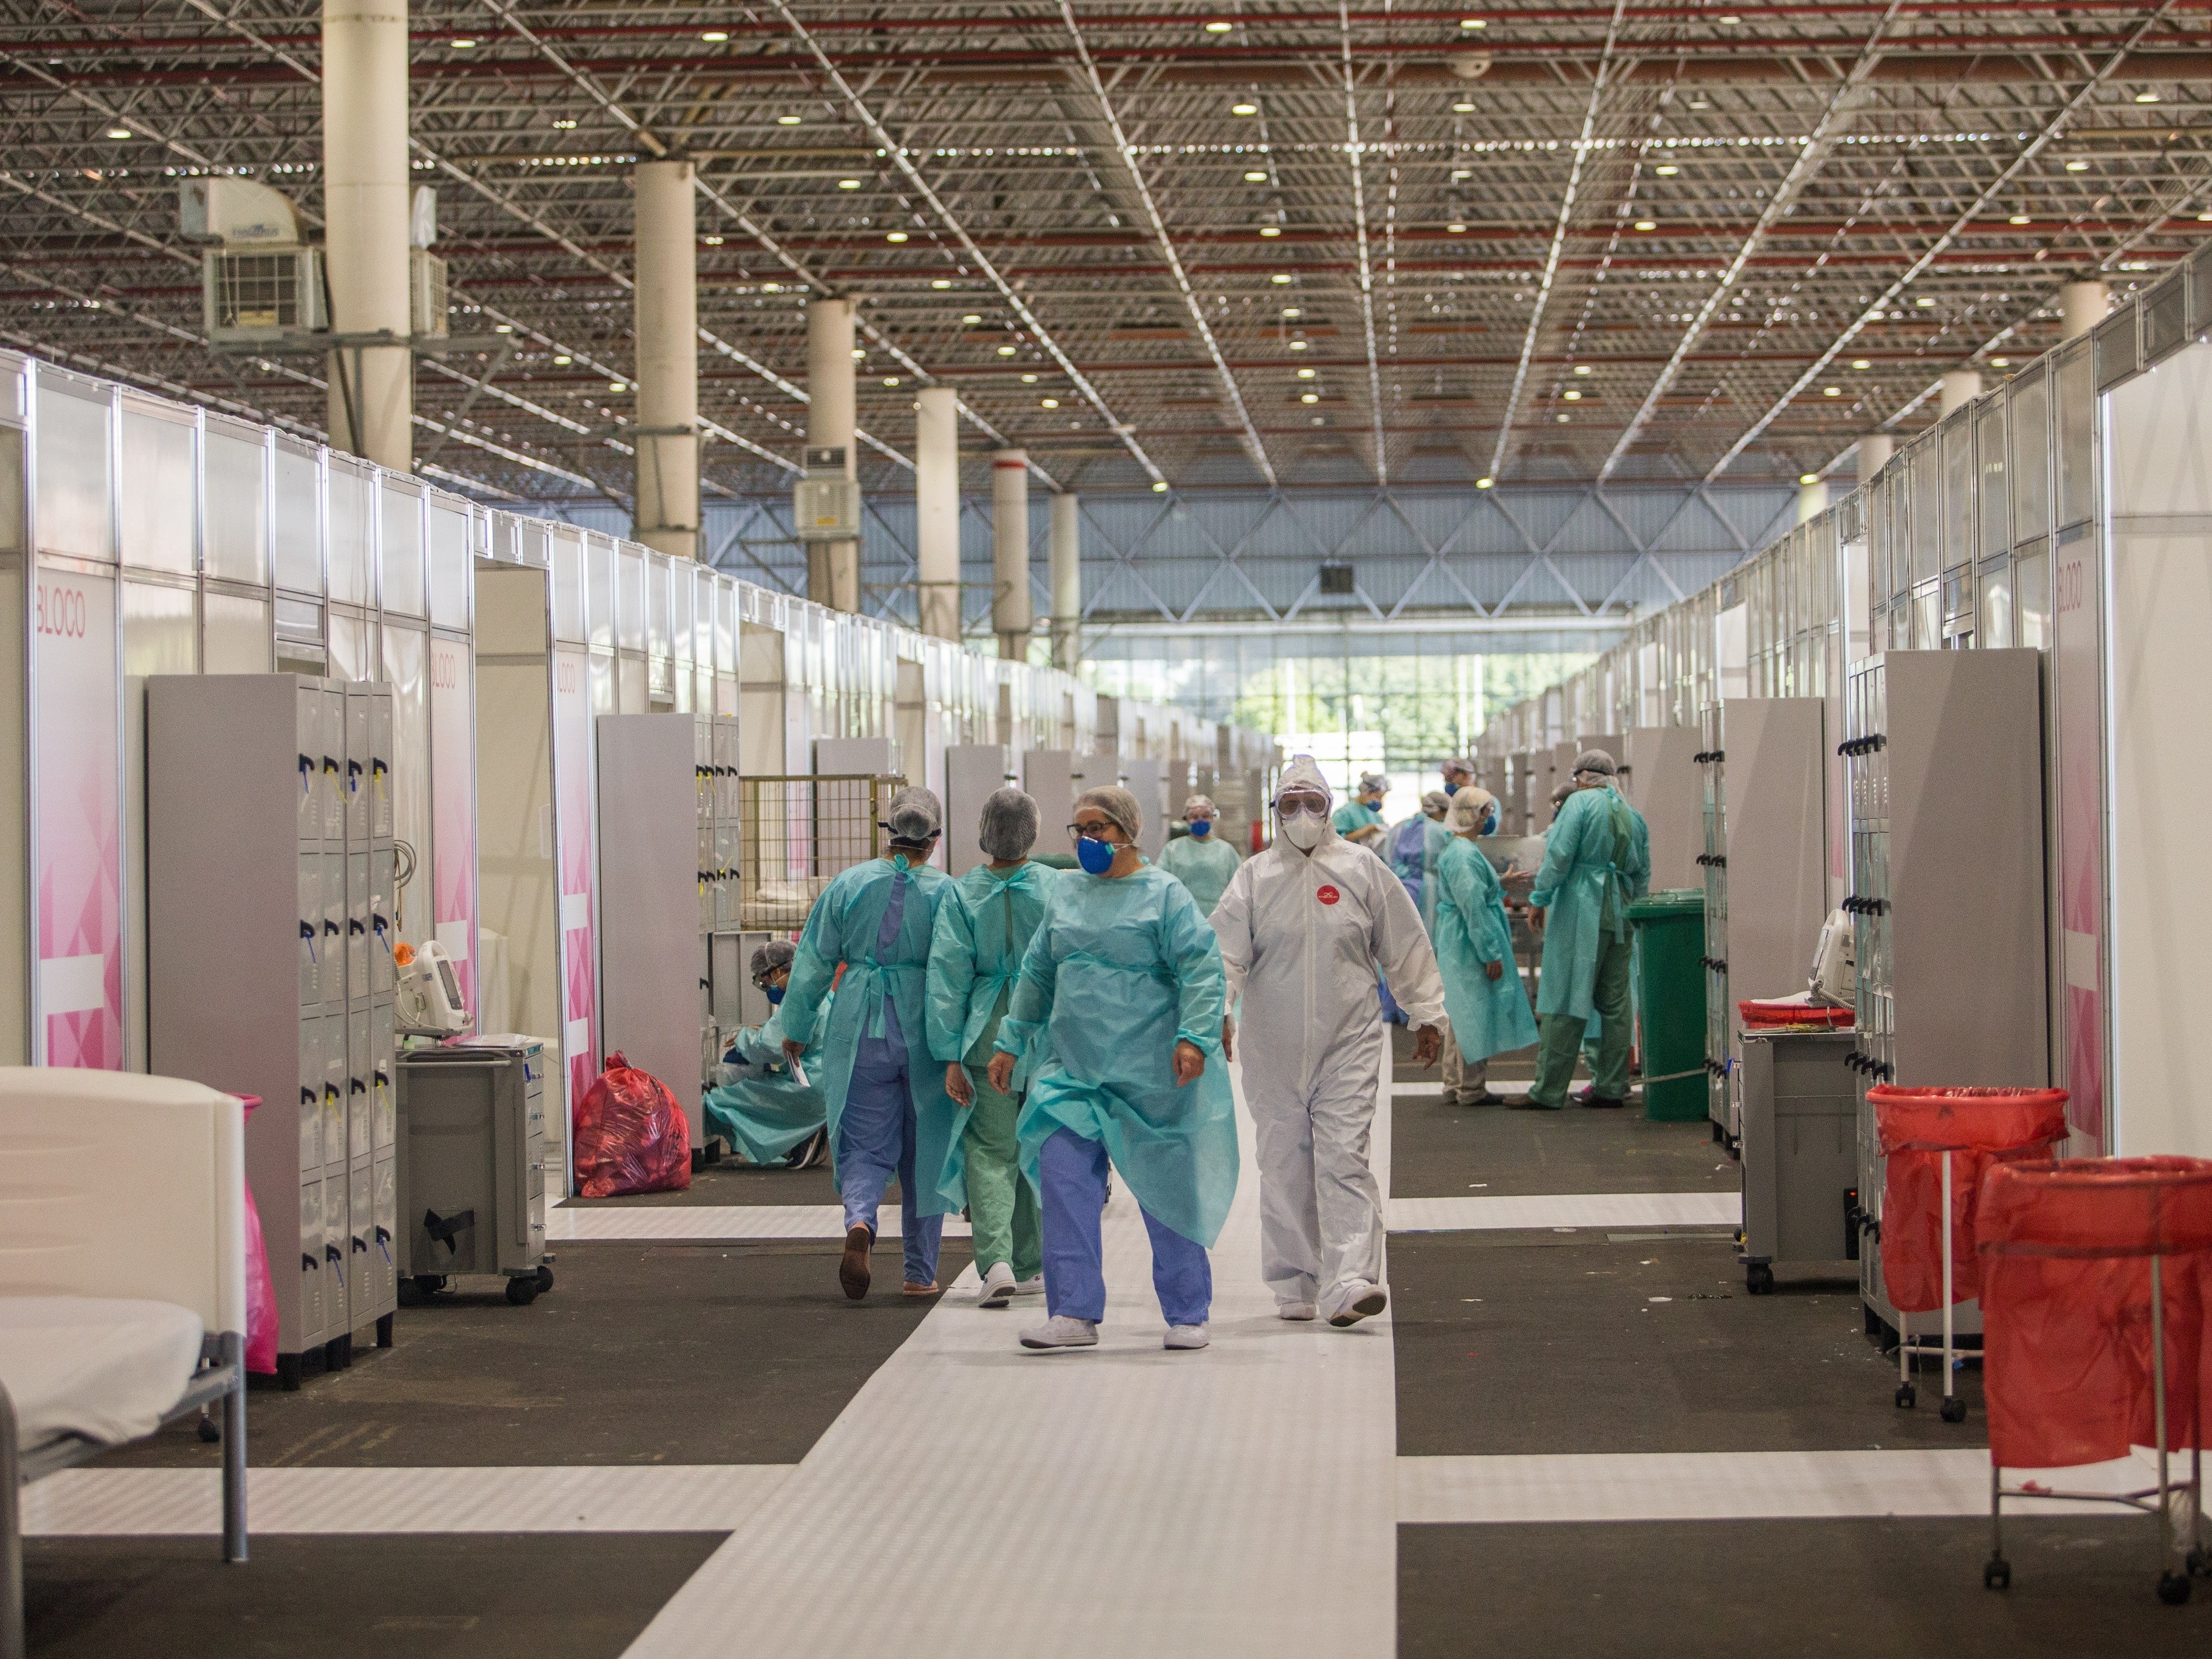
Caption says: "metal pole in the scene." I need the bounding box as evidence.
[2153,1252,2171,1567]
[1942,1148,1955,1405]
[2,1382,21,1659]
[633,158,700,560]
[322,0,414,468]
[221,1331,248,1562]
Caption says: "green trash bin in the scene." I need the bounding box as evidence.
[1627,888,1707,1122]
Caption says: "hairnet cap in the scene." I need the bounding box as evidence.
[1359,771,1390,792]
[1274,755,1335,811]
[1446,787,1497,832]
[1443,756,1476,777]
[1550,782,1575,805]
[1180,794,1218,819]
[978,785,1039,861]
[1075,784,1143,842]
[1420,791,1449,815]
[882,785,943,843]
[1572,748,1617,777]
[748,939,797,980]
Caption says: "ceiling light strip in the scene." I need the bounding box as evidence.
[1337,0,1389,486]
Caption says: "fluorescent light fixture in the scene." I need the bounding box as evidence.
[886,230,909,242]
[1232,102,1258,116]
[1476,476,1494,488]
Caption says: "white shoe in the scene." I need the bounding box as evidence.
[1278,1302,1319,1322]
[978,1262,1016,1308]
[1020,1315,1099,1351]
[1012,1274,1046,1297]
[1164,1323,1210,1350]
[1325,1282,1389,1328]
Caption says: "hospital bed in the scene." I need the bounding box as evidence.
[0,1069,250,1659]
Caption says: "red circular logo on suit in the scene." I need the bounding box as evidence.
[1316,885,1341,905]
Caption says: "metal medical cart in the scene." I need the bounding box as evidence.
[395,1035,553,1306]
[1737,1027,1860,1294]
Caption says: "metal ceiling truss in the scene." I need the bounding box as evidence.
[5,2,2209,518]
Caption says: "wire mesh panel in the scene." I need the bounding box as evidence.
[738,774,899,928]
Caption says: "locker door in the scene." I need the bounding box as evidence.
[369,847,396,996]
[345,689,371,844]
[348,1006,371,1163]
[714,819,739,929]
[297,1017,322,1175]
[296,682,323,843]
[298,1179,325,1344]
[321,689,347,842]
[321,1011,348,1171]
[349,1163,373,1308]
[698,823,717,933]
[370,1000,396,1152]
[324,1171,350,1336]
[322,854,347,1007]
[369,691,395,840]
[346,850,370,1000]
[372,1155,398,1309]
[298,859,323,1006]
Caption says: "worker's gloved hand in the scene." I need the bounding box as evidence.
[783,1037,806,1064]
[1485,959,1505,983]
[944,1062,974,1107]
[1412,1024,1444,1068]
[987,1050,1017,1095]
[1221,1014,1236,1061]
[1171,1039,1205,1087]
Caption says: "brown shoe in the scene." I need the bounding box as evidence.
[902,1281,940,1297]
[839,1224,873,1301]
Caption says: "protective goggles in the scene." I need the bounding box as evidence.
[1276,795,1330,818]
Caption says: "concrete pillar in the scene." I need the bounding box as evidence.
[632,160,698,560]
[806,297,859,612]
[1049,492,1082,672]
[322,0,413,469]
[915,386,961,640]
[2061,280,2110,342]
[1796,478,1828,525]
[991,450,1032,662]
[1857,433,1894,488]
[1937,369,1982,417]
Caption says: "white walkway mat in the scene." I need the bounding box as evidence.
[1399,1448,2168,1524]
[548,1204,971,1242]
[1388,1191,1738,1232]
[22,1463,794,1536]
[622,1058,1398,1659]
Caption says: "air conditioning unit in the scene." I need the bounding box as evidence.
[203,247,328,343]
[410,248,449,339]
[794,474,862,542]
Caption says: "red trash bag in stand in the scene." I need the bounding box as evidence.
[234,1093,279,1374]
[573,1051,692,1199]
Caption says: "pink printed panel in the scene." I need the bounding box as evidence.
[35,568,121,1069]
[552,645,598,1114]
[429,635,478,1016]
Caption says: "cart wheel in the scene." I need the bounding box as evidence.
[2186,1548,2206,1579]
[1895,1383,1917,1409]
[413,1274,447,1298]
[505,1275,539,1306]
[1939,1396,1967,1424]
[535,1266,555,1293]
[1984,1557,2010,1591]
[2157,1571,2193,1606]
[1746,1264,1775,1295]
[276,1353,303,1392]
[1864,1304,1882,1336]
[196,1414,221,1444]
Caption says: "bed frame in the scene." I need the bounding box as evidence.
[0,1069,250,1659]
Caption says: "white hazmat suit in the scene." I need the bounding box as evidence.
[1211,756,1446,1322]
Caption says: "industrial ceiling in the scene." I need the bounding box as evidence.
[5,3,2207,505]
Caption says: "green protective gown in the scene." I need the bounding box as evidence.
[1528,785,1652,1021]
[1156,830,1242,918]
[778,853,964,1215]
[996,863,1240,1249]
[1332,800,1385,841]
[1420,816,1451,933]
[1432,836,1539,1064]
[703,992,833,1167]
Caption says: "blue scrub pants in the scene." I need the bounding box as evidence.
[840,1026,943,1287]
[1038,1127,1211,1327]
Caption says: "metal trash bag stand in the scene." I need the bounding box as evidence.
[1895,1148,1975,1420]
[1985,1251,2210,1604]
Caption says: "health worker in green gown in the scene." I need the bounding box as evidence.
[988,785,1238,1354]
[1506,751,1650,1111]
[1156,793,1242,918]
[1332,771,1389,848]
[1431,788,1537,1107]
[927,786,1054,1309]
[703,941,830,1168]
[779,786,963,1302]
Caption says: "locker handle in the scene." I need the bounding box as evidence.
[324,919,340,937]
[300,1086,316,1107]
[302,1253,319,1273]
[374,1069,389,1089]
[325,1242,344,1286]
[375,1226,393,1263]
[348,919,366,937]
[352,1235,368,1254]
[299,754,314,791]
[347,758,363,796]
[324,1083,340,1103]
[301,921,317,959]
[371,759,389,782]
[350,1078,366,1096]
[322,755,339,778]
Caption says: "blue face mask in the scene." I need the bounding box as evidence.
[1189,818,1213,838]
[763,984,786,1006]
[1444,781,1460,796]
[1075,835,1118,876]
[1481,812,1498,837]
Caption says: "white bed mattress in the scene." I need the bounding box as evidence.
[1,1297,204,1453]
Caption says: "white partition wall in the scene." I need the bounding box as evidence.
[944,744,1013,876]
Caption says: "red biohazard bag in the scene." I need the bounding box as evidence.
[1870,1085,2069,1313]
[1978,1156,2212,1468]
[234,1094,279,1374]
[573,1051,692,1198]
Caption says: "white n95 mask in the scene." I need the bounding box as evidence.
[1281,814,1325,851]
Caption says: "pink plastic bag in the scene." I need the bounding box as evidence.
[234,1094,279,1374]
[572,1052,692,1199]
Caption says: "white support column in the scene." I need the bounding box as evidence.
[1049,492,1082,671]
[806,297,859,612]
[992,451,1032,662]
[1857,433,1894,488]
[322,0,413,470]
[1937,369,1982,417]
[915,386,961,640]
[2061,280,2110,342]
[1796,478,1828,525]
[633,160,699,561]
